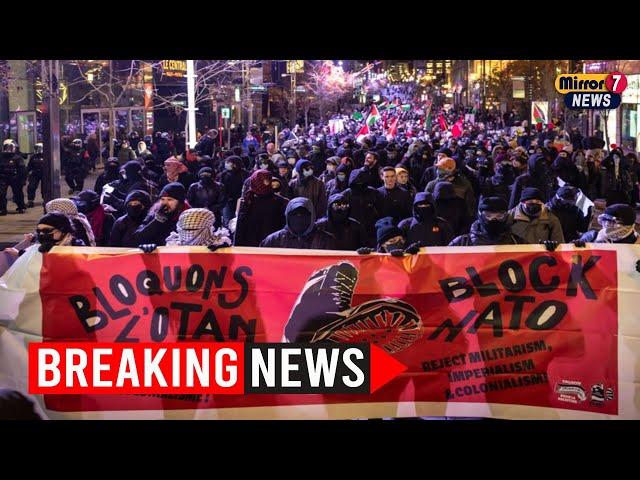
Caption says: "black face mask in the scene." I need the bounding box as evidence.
[414,204,433,222]
[482,218,508,236]
[331,204,350,223]
[351,183,366,193]
[522,203,542,217]
[126,204,145,220]
[288,211,312,236]
[200,175,213,185]
[106,165,119,175]
[37,232,58,251]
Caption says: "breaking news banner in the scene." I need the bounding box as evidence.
[1,243,639,420]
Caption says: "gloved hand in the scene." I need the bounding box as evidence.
[540,240,559,252]
[283,261,422,354]
[389,249,405,257]
[138,243,157,253]
[357,247,375,255]
[207,242,230,252]
[404,242,421,255]
[636,260,640,274]
[574,239,586,248]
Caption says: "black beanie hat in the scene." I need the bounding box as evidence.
[124,160,142,176]
[125,189,151,209]
[159,182,186,202]
[375,217,403,245]
[604,203,636,226]
[38,212,73,233]
[479,196,508,212]
[557,185,578,200]
[277,160,289,169]
[520,187,543,202]
[198,167,213,177]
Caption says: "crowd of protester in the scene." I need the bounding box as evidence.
[2,88,640,275]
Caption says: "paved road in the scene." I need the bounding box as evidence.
[0,167,102,248]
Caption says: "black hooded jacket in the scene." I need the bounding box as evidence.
[109,190,152,247]
[341,169,384,247]
[260,197,335,249]
[449,219,525,246]
[433,181,472,237]
[186,177,226,223]
[315,193,368,250]
[509,153,554,209]
[218,156,249,211]
[234,191,289,247]
[545,196,590,242]
[398,192,454,246]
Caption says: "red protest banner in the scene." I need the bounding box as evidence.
[37,248,617,416]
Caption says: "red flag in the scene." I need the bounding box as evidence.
[438,114,448,131]
[452,120,464,138]
[356,124,370,143]
[386,116,399,139]
[383,111,388,130]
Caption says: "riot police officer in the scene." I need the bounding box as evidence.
[63,138,88,194]
[0,139,26,215]
[27,143,44,208]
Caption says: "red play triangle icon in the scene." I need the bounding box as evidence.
[369,344,408,393]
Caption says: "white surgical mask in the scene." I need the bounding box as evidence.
[303,169,313,177]
[225,162,233,171]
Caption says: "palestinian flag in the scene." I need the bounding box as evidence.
[355,124,370,143]
[386,116,399,140]
[352,111,364,121]
[401,104,411,111]
[366,104,380,126]
[438,114,449,131]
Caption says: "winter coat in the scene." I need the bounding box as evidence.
[546,197,590,242]
[377,185,413,224]
[260,197,335,250]
[449,220,525,246]
[426,172,477,220]
[341,169,385,248]
[187,180,226,223]
[234,192,289,247]
[398,192,453,247]
[287,175,327,219]
[133,201,190,246]
[509,154,555,209]
[507,204,565,244]
[315,193,369,251]
[109,214,146,248]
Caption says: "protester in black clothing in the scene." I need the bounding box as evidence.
[109,190,152,248]
[187,167,225,228]
[35,212,86,252]
[94,158,121,196]
[433,180,472,238]
[509,153,554,210]
[359,151,383,188]
[135,182,191,248]
[341,168,384,248]
[71,190,115,247]
[218,155,248,226]
[450,196,525,246]
[288,159,327,218]
[325,163,351,198]
[102,161,151,217]
[315,192,368,251]
[398,192,453,247]
[546,185,590,242]
[234,169,289,247]
[377,166,412,224]
[480,162,514,203]
[260,196,334,249]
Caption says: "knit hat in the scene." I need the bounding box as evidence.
[435,156,456,172]
[123,160,142,177]
[603,204,636,226]
[198,167,213,177]
[249,169,273,196]
[159,182,186,202]
[556,185,578,201]
[37,212,73,234]
[520,187,543,202]
[375,217,403,245]
[277,160,289,169]
[125,189,151,209]
[479,196,508,212]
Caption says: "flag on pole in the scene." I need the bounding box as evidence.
[366,104,380,126]
[401,104,411,111]
[356,124,370,143]
[351,111,363,122]
[451,119,464,138]
[385,116,399,140]
[438,114,448,131]
[382,110,388,130]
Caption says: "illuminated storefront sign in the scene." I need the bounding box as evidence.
[161,60,187,78]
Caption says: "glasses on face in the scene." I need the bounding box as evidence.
[598,214,624,229]
[481,211,507,221]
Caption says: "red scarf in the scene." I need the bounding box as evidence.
[86,205,106,242]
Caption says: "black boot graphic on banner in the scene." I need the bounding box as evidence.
[284,261,423,354]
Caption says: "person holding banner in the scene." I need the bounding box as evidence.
[315,193,368,251]
[398,192,453,247]
[35,212,87,252]
[545,185,590,242]
[109,190,151,248]
[136,182,190,250]
[449,197,524,246]
[579,204,640,245]
[508,187,564,249]
[165,208,232,249]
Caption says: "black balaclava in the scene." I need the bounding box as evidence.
[72,190,100,215]
[478,197,509,236]
[288,207,312,236]
[328,193,350,224]
[413,192,435,223]
[123,161,143,182]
